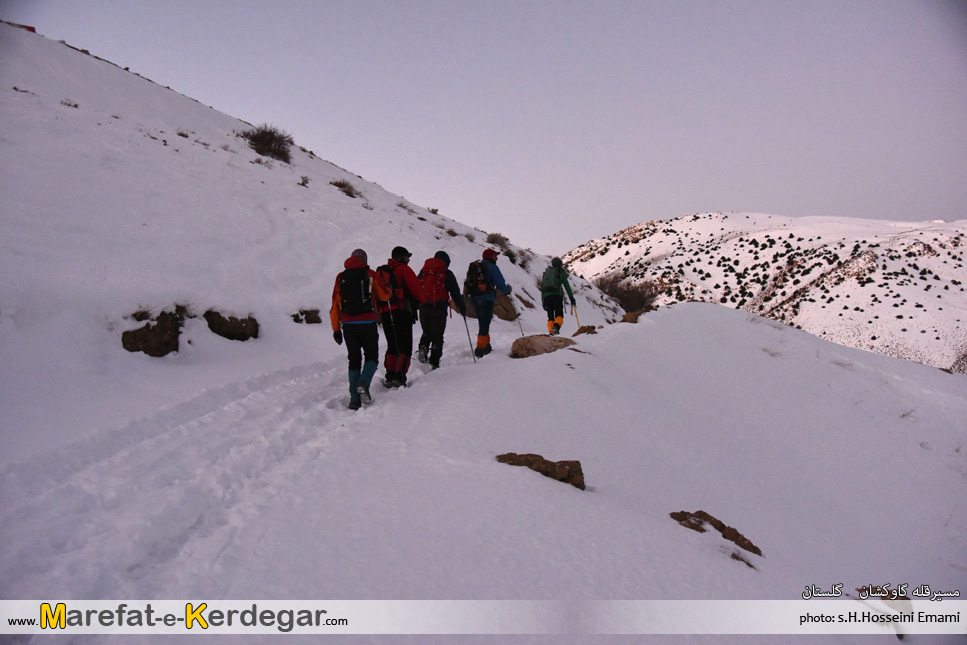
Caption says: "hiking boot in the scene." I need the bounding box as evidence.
[417,345,429,364]
[481,344,492,356]
[429,360,439,370]
[474,347,485,358]
[348,399,361,411]
[551,323,560,336]
[356,381,372,403]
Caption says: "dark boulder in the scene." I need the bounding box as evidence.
[496,453,585,490]
[203,310,259,341]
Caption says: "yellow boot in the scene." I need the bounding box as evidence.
[551,317,562,335]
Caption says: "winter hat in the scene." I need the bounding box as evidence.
[434,251,451,266]
[351,249,367,264]
[482,248,499,262]
[551,257,563,268]
[392,246,412,261]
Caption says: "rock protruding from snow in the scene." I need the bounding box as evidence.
[203,310,259,341]
[670,509,763,557]
[121,308,186,356]
[497,453,586,490]
[510,335,576,358]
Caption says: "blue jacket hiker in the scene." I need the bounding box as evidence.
[465,248,512,358]
[331,249,393,410]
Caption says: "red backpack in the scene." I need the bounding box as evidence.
[420,258,449,305]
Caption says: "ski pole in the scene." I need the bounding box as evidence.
[462,313,477,363]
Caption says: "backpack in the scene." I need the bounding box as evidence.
[377,264,405,306]
[464,261,492,296]
[420,260,449,305]
[542,266,563,295]
[339,266,373,315]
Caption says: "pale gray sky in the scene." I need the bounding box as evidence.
[3,0,966,254]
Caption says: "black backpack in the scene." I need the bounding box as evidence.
[464,261,492,296]
[339,266,373,315]
[377,264,405,306]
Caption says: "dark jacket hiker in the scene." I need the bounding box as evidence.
[417,251,466,369]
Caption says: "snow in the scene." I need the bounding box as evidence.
[1,22,966,643]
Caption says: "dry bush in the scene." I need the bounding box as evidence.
[593,274,659,313]
[240,123,294,163]
[486,232,510,248]
[331,179,362,198]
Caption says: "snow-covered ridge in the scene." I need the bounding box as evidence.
[565,212,967,372]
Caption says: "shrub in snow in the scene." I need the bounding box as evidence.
[330,179,362,199]
[486,231,510,248]
[240,123,294,163]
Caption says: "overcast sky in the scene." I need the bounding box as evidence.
[4,0,966,254]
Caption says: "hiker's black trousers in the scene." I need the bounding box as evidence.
[381,309,414,374]
[343,322,379,371]
[418,302,450,363]
[543,294,564,321]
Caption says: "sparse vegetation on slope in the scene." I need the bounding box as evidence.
[566,212,967,372]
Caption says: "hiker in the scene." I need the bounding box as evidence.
[465,248,512,358]
[378,246,426,387]
[417,251,467,370]
[330,249,392,410]
[541,257,576,335]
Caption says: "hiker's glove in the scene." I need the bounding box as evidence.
[570,297,577,306]
[333,330,343,345]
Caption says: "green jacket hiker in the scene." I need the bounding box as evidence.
[541,257,575,336]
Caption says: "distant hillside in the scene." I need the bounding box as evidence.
[565,212,967,372]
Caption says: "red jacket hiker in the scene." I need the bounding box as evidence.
[379,246,425,388]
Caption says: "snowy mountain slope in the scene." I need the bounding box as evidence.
[0,21,617,458]
[565,212,967,372]
[1,22,965,643]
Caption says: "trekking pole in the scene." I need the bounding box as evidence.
[387,307,403,375]
[511,300,525,337]
[462,313,477,363]
[573,303,581,328]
